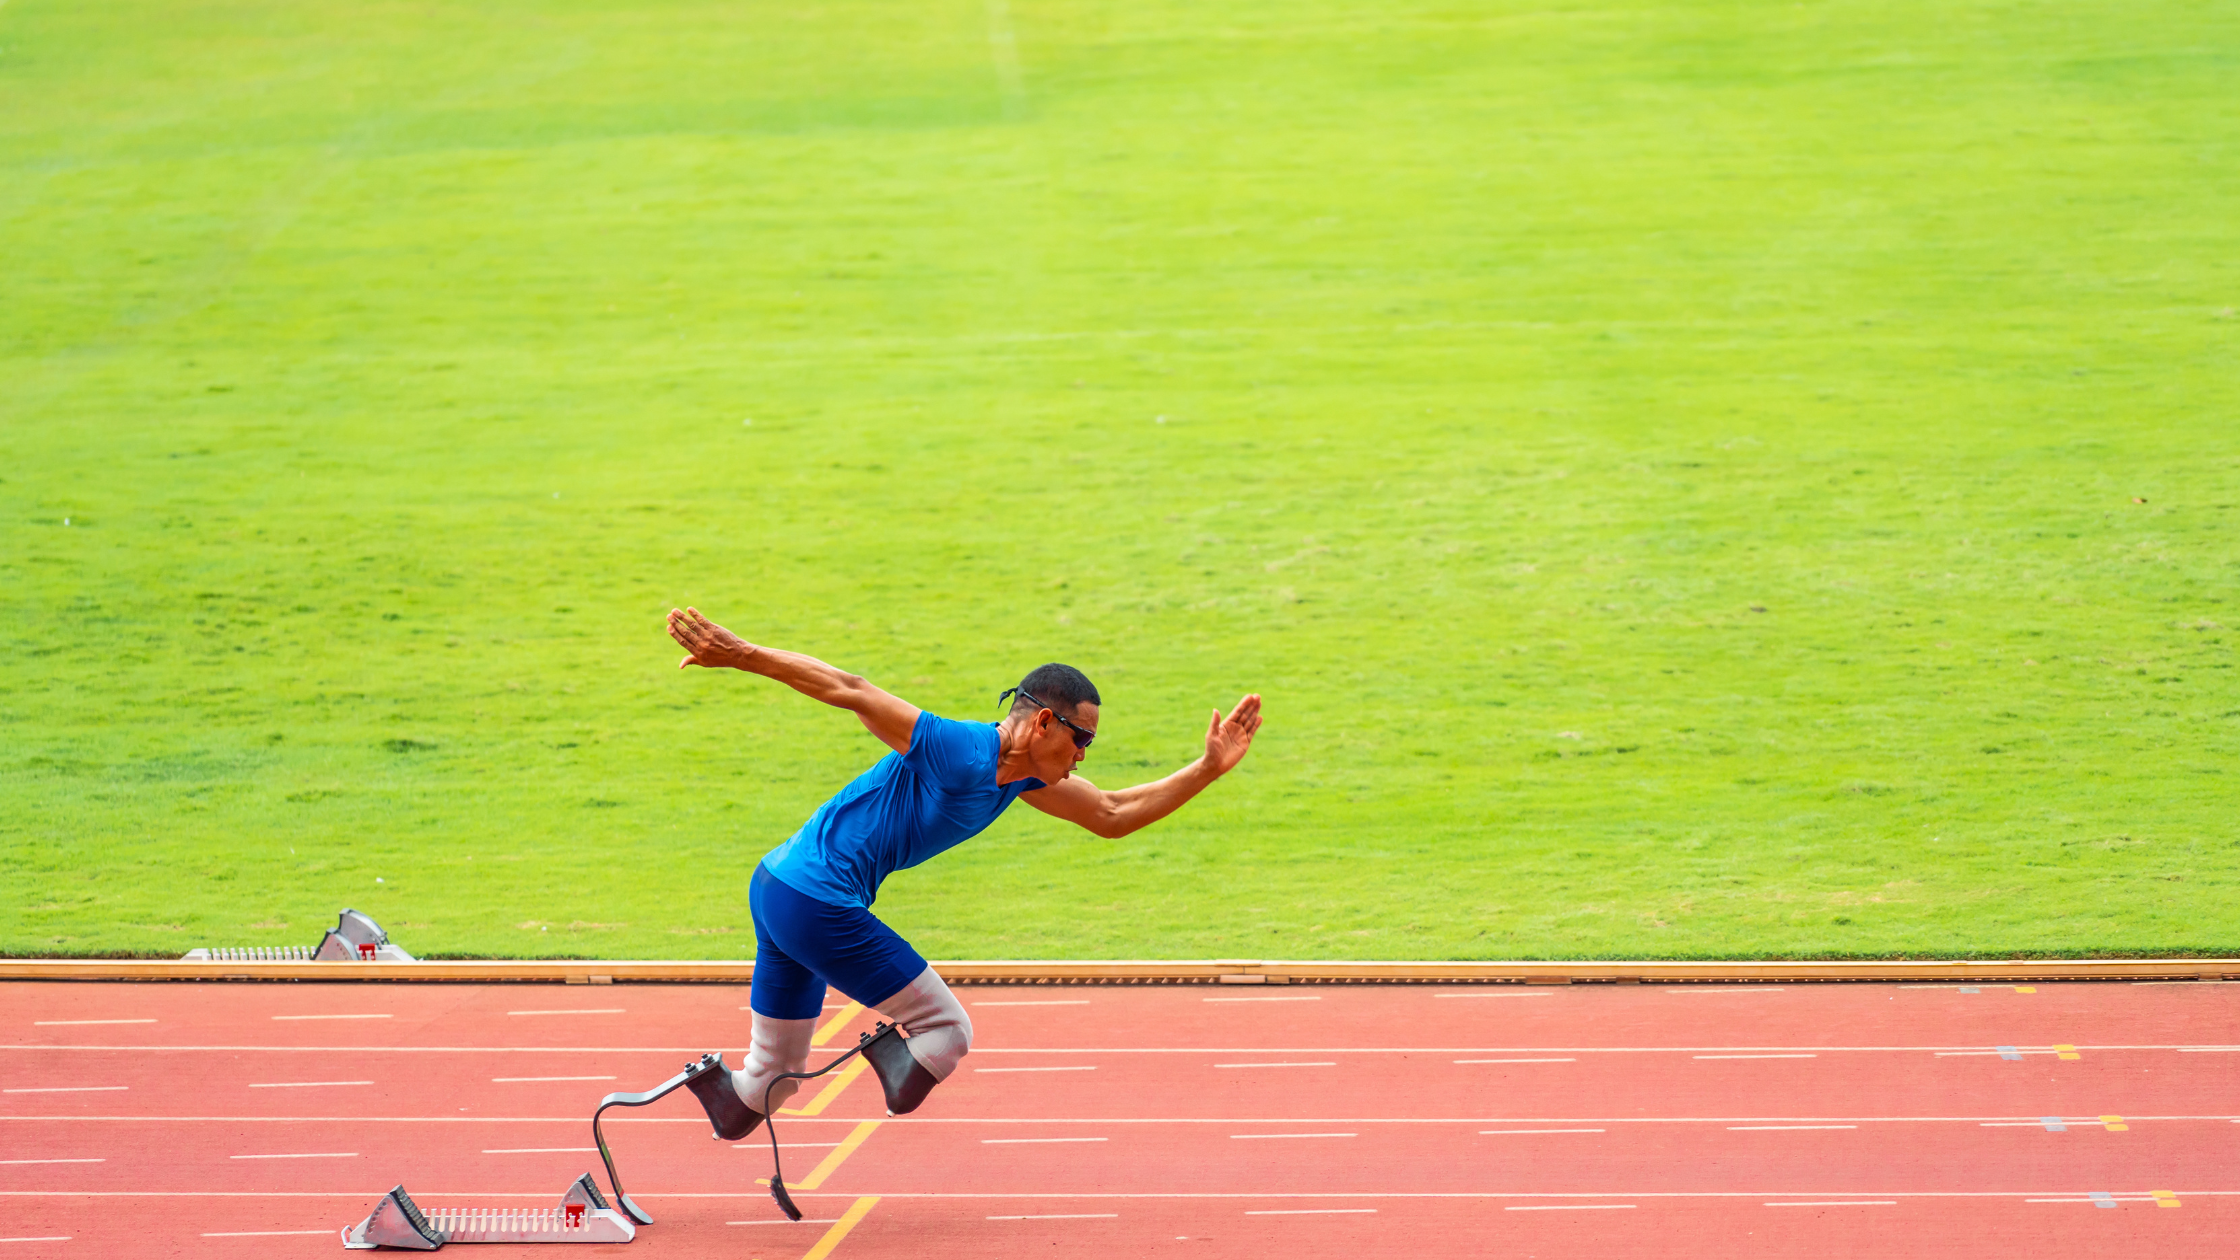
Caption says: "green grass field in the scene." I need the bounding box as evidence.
[4,0,2235,961]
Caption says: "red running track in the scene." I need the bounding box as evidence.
[3,979,2236,1257]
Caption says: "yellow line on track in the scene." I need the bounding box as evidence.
[813,1003,863,1047]
[800,1195,880,1259]
[781,1056,871,1116]
[796,1120,882,1190]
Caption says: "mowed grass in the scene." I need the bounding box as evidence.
[2,0,2235,961]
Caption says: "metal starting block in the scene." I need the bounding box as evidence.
[342,1174,635,1249]
[185,908,416,963]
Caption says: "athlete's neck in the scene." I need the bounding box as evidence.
[993,717,1037,785]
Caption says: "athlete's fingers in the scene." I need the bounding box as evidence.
[1207,708,1222,741]
[679,654,697,669]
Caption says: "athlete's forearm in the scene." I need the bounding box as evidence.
[1097,757,1222,837]
[737,644,874,709]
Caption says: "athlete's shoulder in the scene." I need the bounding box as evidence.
[903,711,999,786]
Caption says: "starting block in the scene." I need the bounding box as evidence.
[184,908,416,963]
[341,1174,634,1249]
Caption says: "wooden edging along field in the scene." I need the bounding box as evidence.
[2,957,2235,984]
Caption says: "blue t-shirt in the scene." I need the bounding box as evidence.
[760,711,1044,908]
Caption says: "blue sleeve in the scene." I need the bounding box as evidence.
[901,712,992,791]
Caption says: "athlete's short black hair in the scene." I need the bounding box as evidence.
[1002,663,1100,717]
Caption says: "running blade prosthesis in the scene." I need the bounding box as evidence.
[341,1174,633,1249]
[592,1051,760,1226]
[589,1024,938,1227]
[763,1021,929,1222]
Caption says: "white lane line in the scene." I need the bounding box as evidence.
[508,1010,625,1017]
[269,1014,389,1022]
[1456,1058,1575,1064]
[492,1076,618,1083]
[482,1148,599,1154]
[1506,1204,1634,1211]
[987,1213,1118,1220]
[1203,997,1321,1003]
[1435,992,1549,998]
[11,1042,2223,1054]
[975,1066,1097,1074]
[1245,1208,1376,1215]
[2,1087,126,1094]
[1214,1062,1336,1069]
[12,1190,2240,1203]
[982,1138,1107,1145]
[202,1230,333,1237]
[20,1112,2240,1126]
[733,1143,842,1149]
[1695,1054,1817,1060]
[248,1081,372,1089]
[229,1152,356,1160]
[2177,1047,2240,1053]
[730,1218,844,1225]
[1482,1129,1602,1135]
[1729,1125,1856,1131]
[975,1001,1091,1007]
[1767,1201,1894,1207]
[33,1019,155,1026]
[0,1238,72,1243]
[1665,988,1784,994]
[1230,1133,1354,1140]
[0,1159,104,1165]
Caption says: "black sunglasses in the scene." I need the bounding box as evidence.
[1000,686,1096,750]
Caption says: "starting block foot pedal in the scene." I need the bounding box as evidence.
[188,907,416,963]
[341,1186,444,1251]
[342,1175,635,1249]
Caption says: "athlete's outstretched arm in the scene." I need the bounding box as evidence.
[1022,694,1262,839]
[666,607,921,754]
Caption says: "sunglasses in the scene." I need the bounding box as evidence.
[1002,686,1097,750]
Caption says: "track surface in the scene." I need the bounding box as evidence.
[3,979,2235,1257]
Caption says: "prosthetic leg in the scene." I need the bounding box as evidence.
[757,1023,904,1220]
[591,1052,760,1225]
[593,973,977,1225]
[869,966,972,1115]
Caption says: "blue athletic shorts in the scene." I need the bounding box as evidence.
[749,863,928,1020]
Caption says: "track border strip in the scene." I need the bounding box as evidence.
[4,958,2236,984]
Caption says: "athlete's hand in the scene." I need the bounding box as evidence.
[1203,693,1263,776]
[668,607,755,670]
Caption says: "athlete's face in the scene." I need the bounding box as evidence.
[1028,701,1098,782]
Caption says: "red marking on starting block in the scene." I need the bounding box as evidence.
[565,1203,584,1228]
[358,943,376,961]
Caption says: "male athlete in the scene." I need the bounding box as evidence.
[663,606,1264,1135]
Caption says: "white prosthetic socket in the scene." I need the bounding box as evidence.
[731,1013,816,1115]
[874,966,973,1082]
